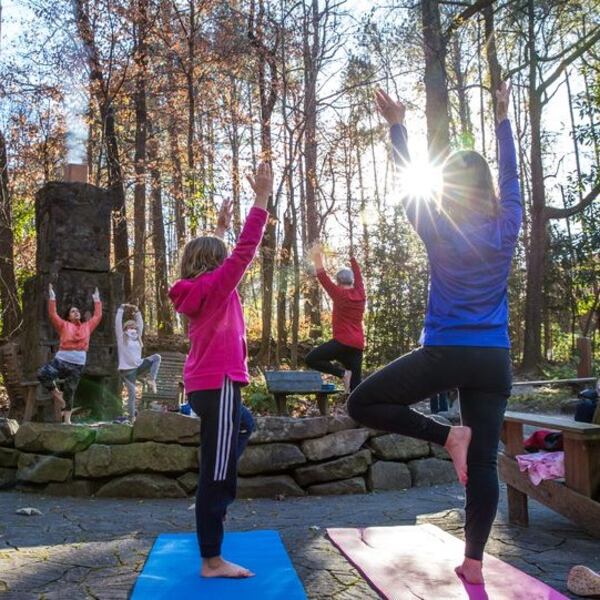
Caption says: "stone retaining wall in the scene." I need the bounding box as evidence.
[0,412,455,499]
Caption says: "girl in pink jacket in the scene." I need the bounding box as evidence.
[169,162,272,579]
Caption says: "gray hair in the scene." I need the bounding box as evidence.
[336,268,354,286]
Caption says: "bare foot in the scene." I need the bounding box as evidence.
[444,425,471,485]
[343,370,352,394]
[62,410,72,425]
[455,557,484,584]
[51,389,65,410]
[201,556,254,578]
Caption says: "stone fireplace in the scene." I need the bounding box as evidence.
[21,177,124,419]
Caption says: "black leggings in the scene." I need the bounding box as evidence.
[37,358,84,410]
[347,345,511,560]
[305,339,363,391]
[188,379,255,558]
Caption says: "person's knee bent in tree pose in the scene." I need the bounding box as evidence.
[37,284,103,424]
[169,162,273,580]
[305,245,366,393]
[116,304,161,422]
[348,83,520,584]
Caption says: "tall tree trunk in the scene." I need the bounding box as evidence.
[0,131,22,339]
[521,0,545,371]
[148,122,174,337]
[276,214,293,365]
[132,0,148,311]
[74,0,131,297]
[303,0,322,337]
[421,0,450,158]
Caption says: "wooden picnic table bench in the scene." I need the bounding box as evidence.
[21,379,62,422]
[499,410,600,537]
[264,370,341,416]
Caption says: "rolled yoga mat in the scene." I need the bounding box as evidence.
[327,523,569,600]
[131,530,307,599]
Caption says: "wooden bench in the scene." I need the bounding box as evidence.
[264,370,340,416]
[499,410,600,537]
[140,351,186,410]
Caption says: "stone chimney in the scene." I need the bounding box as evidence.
[63,163,88,183]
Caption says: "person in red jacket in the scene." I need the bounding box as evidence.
[306,244,366,392]
[37,284,102,424]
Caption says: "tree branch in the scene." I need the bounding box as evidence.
[544,181,600,220]
[444,0,495,42]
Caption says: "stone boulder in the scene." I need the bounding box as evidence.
[327,415,357,433]
[15,422,96,455]
[301,429,370,461]
[308,477,366,496]
[75,442,198,478]
[367,461,411,491]
[133,411,201,445]
[294,449,372,486]
[430,444,451,460]
[237,475,305,499]
[0,447,20,468]
[94,424,133,445]
[95,474,187,498]
[250,417,329,444]
[238,443,306,476]
[0,467,17,489]
[0,418,19,446]
[17,453,73,483]
[177,472,198,494]
[408,458,456,487]
[45,480,99,497]
[369,434,429,461]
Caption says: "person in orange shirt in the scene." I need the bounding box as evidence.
[37,283,103,424]
[306,244,366,393]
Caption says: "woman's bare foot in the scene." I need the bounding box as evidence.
[444,425,471,485]
[51,389,65,410]
[201,556,254,578]
[62,410,72,425]
[343,370,352,393]
[455,557,484,584]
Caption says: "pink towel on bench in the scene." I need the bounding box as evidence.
[516,451,564,485]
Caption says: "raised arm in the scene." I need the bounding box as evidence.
[47,284,65,333]
[134,307,144,337]
[310,244,339,300]
[495,82,522,244]
[350,257,365,296]
[211,162,272,297]
[115,305,125,351]
[375,89,435,239]
[215,199,233,240]
[87,288,103,333]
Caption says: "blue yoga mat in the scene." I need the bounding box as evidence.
[130,530,307,599]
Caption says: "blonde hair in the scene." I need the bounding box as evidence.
[180,236,228,279]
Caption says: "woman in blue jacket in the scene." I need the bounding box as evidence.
[348,83,521,584]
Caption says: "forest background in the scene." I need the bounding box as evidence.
[1,0,600,404]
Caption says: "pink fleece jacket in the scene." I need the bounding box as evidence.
[169,206,268,393]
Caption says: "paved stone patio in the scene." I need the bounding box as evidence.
[0,483,598,599]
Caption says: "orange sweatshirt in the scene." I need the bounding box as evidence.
[48,299,102,351]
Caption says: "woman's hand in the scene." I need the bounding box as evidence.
[92,288,100,302]
[48,284,56,301]
[215,199,233,238]
[309,242,324,269]
[246,161,273,209]
[496,81,511,123]
[375,88,406,127]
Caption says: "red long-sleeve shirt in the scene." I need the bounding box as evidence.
[316,257,366,350]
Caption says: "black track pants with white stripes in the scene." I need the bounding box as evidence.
[188,378,248,558]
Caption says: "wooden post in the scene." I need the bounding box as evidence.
[316,393,328,416]
[274,394,288,416]
[576,336,592,378]
[502,420,529,526]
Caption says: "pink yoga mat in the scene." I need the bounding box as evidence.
[327,524,569,600]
